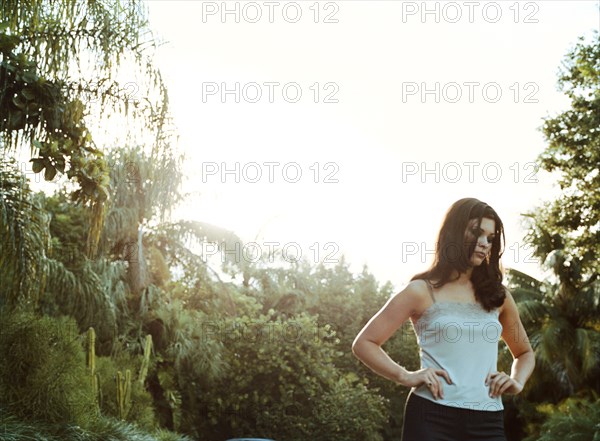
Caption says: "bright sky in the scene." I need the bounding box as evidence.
[145,0,599,292]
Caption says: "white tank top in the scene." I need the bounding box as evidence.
[410,279,504,411]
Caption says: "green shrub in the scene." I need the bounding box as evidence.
[523,397,600,441]
[0,410,55,441]
[0,311,97,427]
[153,427,194,441]
[85,416,193,441]
[308,375,389,441]
[0,409,193,441]
[180,311,389,441]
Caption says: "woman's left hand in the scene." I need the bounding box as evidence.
[485,371,523,398]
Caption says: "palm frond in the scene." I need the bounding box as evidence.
[506,268,546,291]
[0,157,49,307]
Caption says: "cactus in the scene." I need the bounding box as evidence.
[116,369,132,420]
[87,327,95,372]
[116,371,123,419]
[138,334,153,387]
[111,334,154,421]
[87,327,99,412]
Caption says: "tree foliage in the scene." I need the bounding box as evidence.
[0,157,49,306]
[523,396,600,441]
[524,30,600,280]
[0,0,170,257]
[182,311,388,441]
[0,310,98,426]
[506,30,600,441]
[12,3,600,441]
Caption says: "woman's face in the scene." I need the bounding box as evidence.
[464,217,496,266]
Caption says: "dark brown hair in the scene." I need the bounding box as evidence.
[410,197,507,312]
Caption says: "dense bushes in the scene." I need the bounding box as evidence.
[523,396,600,441]
[0,411,193,441]
[0,154,397,440]
[0,310,192,441]
[0,311,98,427]
[176,311,389,440]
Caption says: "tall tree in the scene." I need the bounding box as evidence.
[519,29,600,399]
[523,30,600,282]
[504,30,600,441]
[0,0,170,259]
[0,157,50,307]
[505,268,599,401]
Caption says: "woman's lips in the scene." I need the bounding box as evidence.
[475,252,486,258]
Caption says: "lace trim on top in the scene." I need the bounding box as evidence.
[415,300,500,327]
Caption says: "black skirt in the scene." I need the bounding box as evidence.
[401,391,507,441]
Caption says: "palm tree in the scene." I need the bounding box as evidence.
[0,157,49,308]
[1,0,170,257]
[505,264,600,403]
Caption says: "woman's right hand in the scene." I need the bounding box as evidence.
[404,368,452,400]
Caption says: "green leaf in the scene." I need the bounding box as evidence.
[44,165,57,181]
[21,70,37,83]
[55,159,65,174]
[21,87,35,101]
[31,158,45,173]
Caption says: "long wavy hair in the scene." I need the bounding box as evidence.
[410,197,507,312]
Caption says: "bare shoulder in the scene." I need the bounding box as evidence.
[498,284,512,315]
[352,278,430,348]
[400,279,430,316]
[383,279,430,316]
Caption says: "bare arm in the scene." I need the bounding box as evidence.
[499,288,536,389]
[351,281,424,386]
[510,351,535,388]
[486,287,537,398]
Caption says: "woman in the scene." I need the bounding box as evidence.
[352,197,535,441]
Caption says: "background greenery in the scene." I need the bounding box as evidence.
[1,1,598,440]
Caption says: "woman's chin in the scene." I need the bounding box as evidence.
[470,256,485,266]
